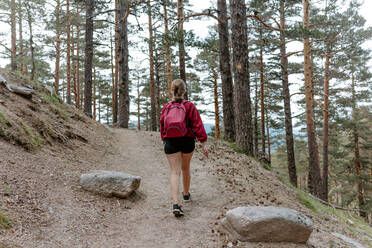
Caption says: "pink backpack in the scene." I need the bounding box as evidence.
[164,100,188,138]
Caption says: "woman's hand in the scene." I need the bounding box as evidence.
[202,142,208,158]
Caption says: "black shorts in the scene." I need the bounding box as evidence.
[164,137,195,154]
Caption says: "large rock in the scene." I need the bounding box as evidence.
[80,170,141,198]
[221,206,313,243]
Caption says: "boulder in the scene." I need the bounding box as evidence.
[221,206,313,243]
[332,233,366,248]
[80,170,141,198]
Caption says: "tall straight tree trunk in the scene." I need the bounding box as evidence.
[118,0,130,128]
[155,50,161,130]
[217,0,235,142]
[303,0,321,197]
[213,72,220,139]
[137,84,141,130]
[351,71,367,218]
[18,0,23,74]
[254,78,259,155]
[147,0,156,131]
[75,27,80,109]
[110,31,115,123]
[266,110,271,163]
[163,0,172,99]
[259,27,265,154]
[66,0,71,104]
[177,0,188,99]
[10,0,17,71]
[229,0,253,156]
[54,0,61,94]
[84,0,94,117]
[322,52,330,201]
[280,0,297,187]
[26,4,35,80]
[71,26,76,105]
[113,0,119,124]
[93,66,96,120]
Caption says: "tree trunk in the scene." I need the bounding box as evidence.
[110,31,115,124]
[213,71,220,139]
[280,0,297,187]
[54,0,61,94]
[217,0,235,142]
[163,0,172,99]
[177,0,188,99]
[229,0,253,156]
[322,52,330,202]
[11,0,17,71]
[93,66,96,120]
[75,27,80,109]
[259,27,265,155]
[18,0,23,74]
[118,0,130,128]
[304,0,322,197]
[113,0,119,124]
[155,50,161,130]
[66,0,71,104]
[148,0,157,131]
[351,71,367,218]
[254,78,258,156]
[266,109,271,164]
[137,83,141,130]
[84,0,94,117]
[26,4,35,80]
[71,26,76,106]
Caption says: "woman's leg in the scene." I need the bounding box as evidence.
[181,152,193,195]
[166,152,182,204]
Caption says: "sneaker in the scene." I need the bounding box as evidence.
[173,204,184,217]
[183,192,191,203]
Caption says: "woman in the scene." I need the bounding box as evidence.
[160,79,208,217]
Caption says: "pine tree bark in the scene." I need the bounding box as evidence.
[229,0,253,156]
[18,0,23,74]
[217,0,235,142]
[177,0,188,99]
[54,0,61,94]
[137,83,141,130]
[254,78,259,155]
[147,0,157,131]
[351,71,367,218]
[113,0,119,124]
[213,72,221,139]
[110,32,115,123]
[25,3,35,80]
[259,27,265,155]
[280,0,297,187]
[266,110,271,164]
[162,1,172,99]
[10,0,17,71]
[66,0,71,104]
[75,27,80,109]
[84,0,94,117]
[71,26,76,105]
[304,0,322,197]
[118,0,130,128]
[154,50,161,130]
[93,66,96,120]
[322,52,330,202]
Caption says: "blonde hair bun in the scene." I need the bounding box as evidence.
[171,79,186,100]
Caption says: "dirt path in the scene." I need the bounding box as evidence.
[2,128,368,248]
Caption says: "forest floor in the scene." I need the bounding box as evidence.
[1,126,371,247]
